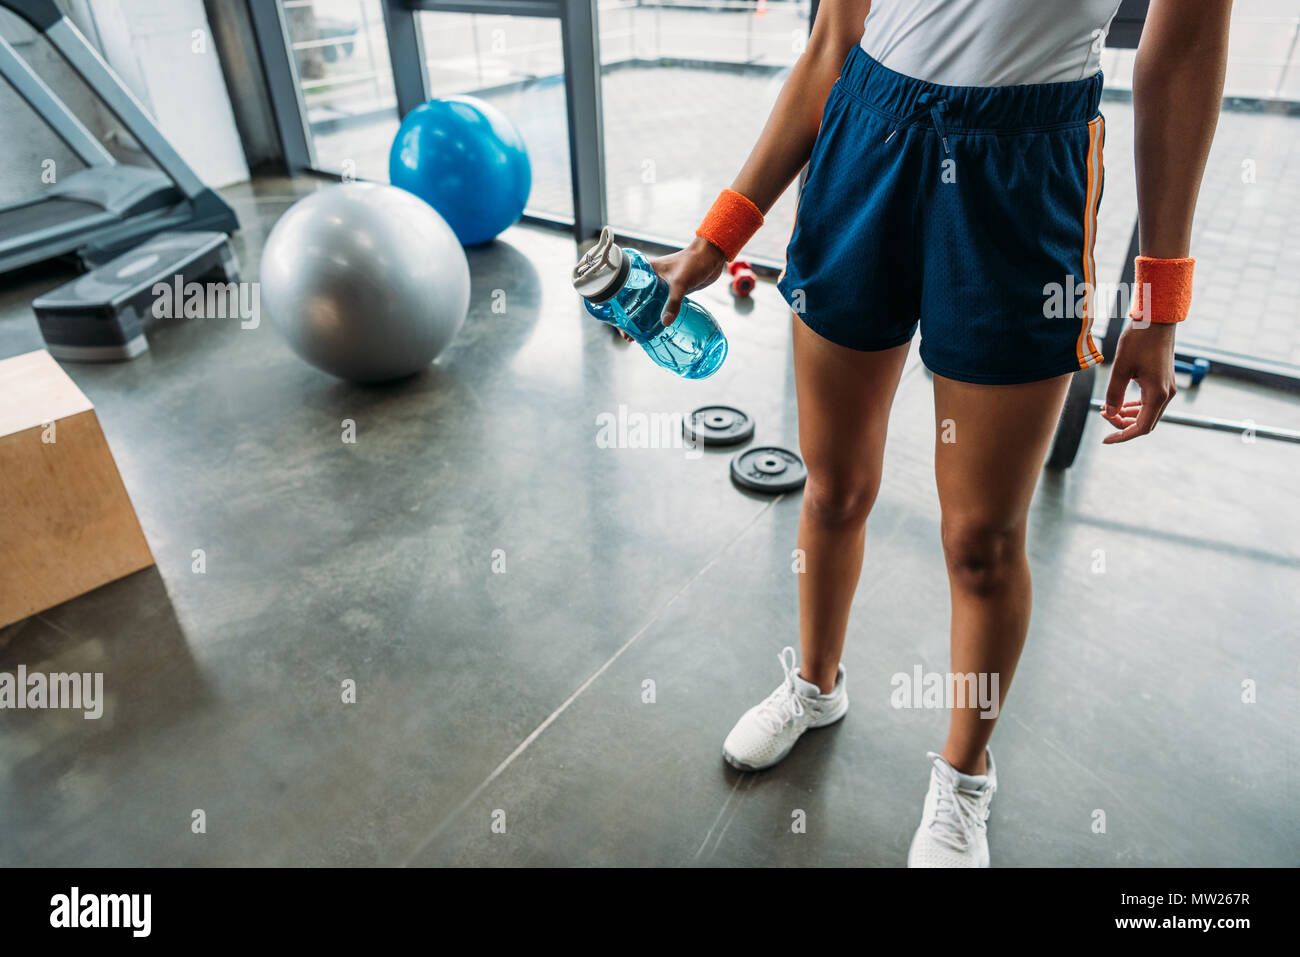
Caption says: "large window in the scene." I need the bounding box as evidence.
[597,0,812,262]
[1096,1,1300,371]
[275,1,574,220]
[416,11,573,221]
[261,0,1300,367]
[282,0,400,180]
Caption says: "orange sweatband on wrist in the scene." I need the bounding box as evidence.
[696,188,764,262]
[1128,256,1195,325]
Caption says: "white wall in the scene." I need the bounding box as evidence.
[86,0,249,187]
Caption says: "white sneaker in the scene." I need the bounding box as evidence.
[722,646,848,771]
[907,750,997,867]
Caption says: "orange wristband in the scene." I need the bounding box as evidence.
[696,188,764,261]
[1129,256,1195,325]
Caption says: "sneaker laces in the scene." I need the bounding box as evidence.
[755,646,809,735]
[926,753,992,851]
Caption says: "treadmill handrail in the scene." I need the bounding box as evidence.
[0,31,114,167]
[41,15,209,199]
[2,0,212,200]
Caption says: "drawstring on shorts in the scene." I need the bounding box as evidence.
[885,94,952,155]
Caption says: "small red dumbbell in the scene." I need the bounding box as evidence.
[728,260,756,297]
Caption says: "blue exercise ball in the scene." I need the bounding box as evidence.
[389,96,532,246]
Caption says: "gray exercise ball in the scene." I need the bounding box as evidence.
[260,182,470,383]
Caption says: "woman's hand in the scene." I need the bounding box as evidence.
[611,237,727,343]
[1099,324,1178,443]
[653,237,727,325]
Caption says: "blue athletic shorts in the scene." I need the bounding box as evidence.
[777,46,1107,384]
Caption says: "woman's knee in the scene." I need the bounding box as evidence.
[802,472,880,529]
[941,517,1024,595]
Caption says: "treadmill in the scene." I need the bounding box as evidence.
[0,0,236,274]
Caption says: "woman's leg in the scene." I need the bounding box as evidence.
[931,372,1072,772]
[793,317,911,692]
[721,318,911,772]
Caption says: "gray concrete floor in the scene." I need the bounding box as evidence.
[0,176,1297,866]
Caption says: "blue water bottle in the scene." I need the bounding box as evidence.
[572,227,727,379]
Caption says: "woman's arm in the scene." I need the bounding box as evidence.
[729,0,872,211]
[654,0,873,324]
[1102,0,1233,442]
[1132,0,1233,259]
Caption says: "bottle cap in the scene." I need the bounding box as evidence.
[572,226,630,303]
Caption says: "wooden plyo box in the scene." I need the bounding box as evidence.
[0,350,154,628]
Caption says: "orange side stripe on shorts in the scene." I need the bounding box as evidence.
[1078,117,1104,366]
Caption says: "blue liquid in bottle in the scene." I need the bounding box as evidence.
[573,227,727,379]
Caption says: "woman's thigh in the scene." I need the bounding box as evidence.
[793,315,911,504]
[932,372,1072,536]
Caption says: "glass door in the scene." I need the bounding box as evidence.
[278,0,401,180]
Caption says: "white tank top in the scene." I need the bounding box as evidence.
[860,0,1123,87]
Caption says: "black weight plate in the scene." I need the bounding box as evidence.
[1046,365,1096,471]
[731,446,807,493]
[684,404,755,447]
